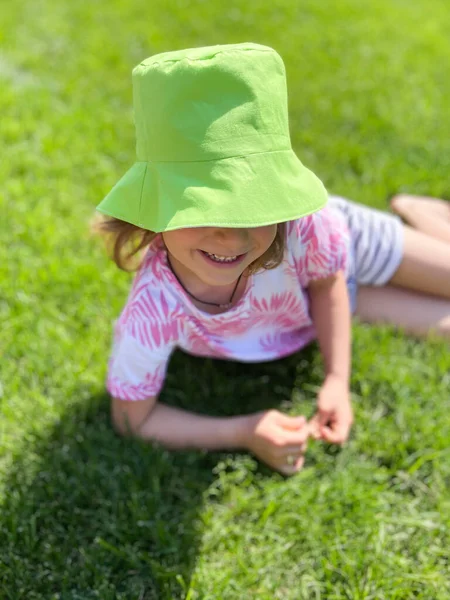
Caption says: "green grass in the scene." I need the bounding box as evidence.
[1,0,449,597]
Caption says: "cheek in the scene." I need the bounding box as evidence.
[161,232,178,255]
[162,231,201,256]
[256,225,278,251]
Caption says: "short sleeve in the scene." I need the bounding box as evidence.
[106,317,174,401]
[288,205,350,287]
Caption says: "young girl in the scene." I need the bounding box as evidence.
[94,43,450,475]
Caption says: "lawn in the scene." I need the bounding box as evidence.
[1,0,449,598]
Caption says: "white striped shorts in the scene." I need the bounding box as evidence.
[328,195,404,308]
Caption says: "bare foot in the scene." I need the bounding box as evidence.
[390,194,415,218]
[390,194,450,221]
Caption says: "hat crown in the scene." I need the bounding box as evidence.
[132,43,291,162]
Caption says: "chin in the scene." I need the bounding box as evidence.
[200,266,246,286]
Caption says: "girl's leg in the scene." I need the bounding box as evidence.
[355,285,450,338]
[354,223,450,338]
[390,194,450,243]
[388,226,450,299]
[343,194,450,337]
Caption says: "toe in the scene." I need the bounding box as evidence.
[390,194,411,215]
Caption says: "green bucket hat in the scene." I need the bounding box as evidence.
[96,42,327,232]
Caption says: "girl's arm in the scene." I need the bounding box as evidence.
[112,396,248,449]
[111,396,310,474]
[308,270,353,443]
[308,269,351,384]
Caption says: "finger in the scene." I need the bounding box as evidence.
[309,409,334,440]
[275,413,307,430]
[279,443,307,457]
[280,428,310,446]
[315,408,333,428]
[321,423,351,445]
[307,416,323,440]
[295,455,305,470]
[278,455,305,476]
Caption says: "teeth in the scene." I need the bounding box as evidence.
[205,252,238,263]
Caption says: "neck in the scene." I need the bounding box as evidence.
[167,253,243,306]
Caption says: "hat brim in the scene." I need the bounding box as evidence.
[96,149,327,232]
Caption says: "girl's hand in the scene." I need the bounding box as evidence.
[309,375,353,444]
[243,410,310,475]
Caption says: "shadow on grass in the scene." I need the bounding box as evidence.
[1,345,321,599]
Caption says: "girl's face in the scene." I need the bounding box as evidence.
[162,225,277,286]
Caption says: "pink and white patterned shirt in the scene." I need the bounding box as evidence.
[107,206,350,401]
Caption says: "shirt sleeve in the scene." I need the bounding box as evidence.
[106,287,179,401]
[289,205,351,287]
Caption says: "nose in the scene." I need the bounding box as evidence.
[212,228,250,249]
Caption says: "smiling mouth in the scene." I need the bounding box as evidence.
[200,250,246,264]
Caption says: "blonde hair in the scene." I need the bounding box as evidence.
[91,214,285,274]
